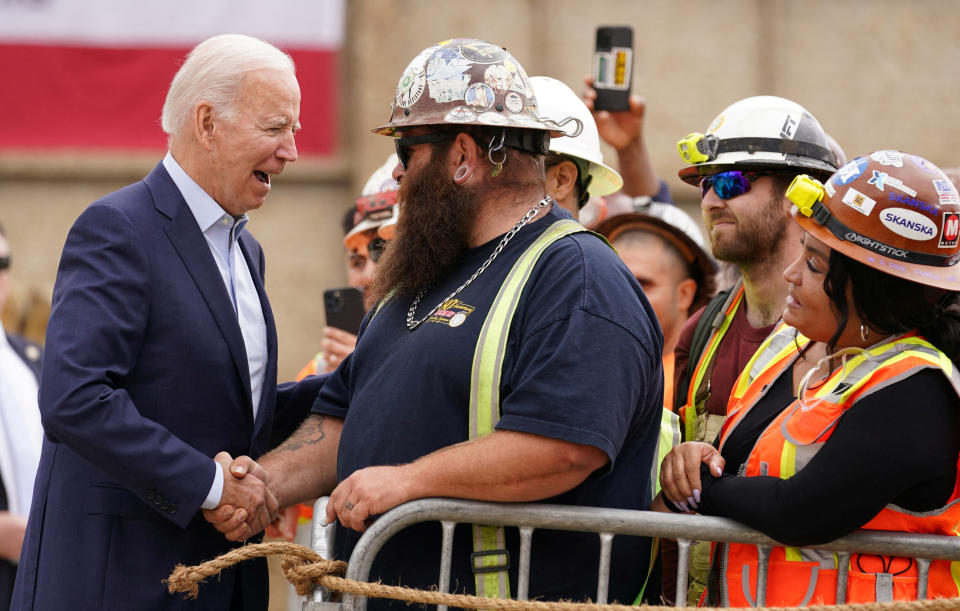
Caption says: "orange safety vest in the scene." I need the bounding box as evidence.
[712,323,960,607]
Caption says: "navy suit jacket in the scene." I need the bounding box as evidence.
[12,163,325,610]
[0,334,41,611]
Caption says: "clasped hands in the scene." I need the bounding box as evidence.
[203,455,411,540]
[656,441,725,513]
[202,451,278,542]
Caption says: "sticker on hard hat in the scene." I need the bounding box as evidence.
[913,156,940,175]
[427,49,471,103]
[460,41,510,63]
[477,111,509,126]
[444,107,477,123]
[834,158,869,186]
[871,150,905,167]
[484,62,517,92]
[841,187,876,216]
[880,208,938,241]
[504,91,524,113]
[887,192,938,216]
[934,179,960,206]
[867,170,917,197]
[465,83,495,112]
[396,70,426,108]
[940,212,960,248]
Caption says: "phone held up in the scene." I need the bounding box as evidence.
[592,25,634,112]
[323,287,366,336]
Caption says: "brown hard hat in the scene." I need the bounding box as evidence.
[372,38,564,139]
[788,150,960,290]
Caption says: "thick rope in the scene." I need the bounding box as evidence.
[166,541,960,611]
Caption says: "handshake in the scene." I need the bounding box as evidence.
[202,451,280,542]
[202,451,412,541]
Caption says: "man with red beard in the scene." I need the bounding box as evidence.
[207,39,664,607]
[670,96,839,604]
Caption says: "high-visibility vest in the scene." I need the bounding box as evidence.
[468,218,599,599]
[680,282,745,441]
[714,323,960,607]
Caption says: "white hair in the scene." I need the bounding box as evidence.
[161,33,295,138]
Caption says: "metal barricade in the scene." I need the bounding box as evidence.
[304,497,960,611]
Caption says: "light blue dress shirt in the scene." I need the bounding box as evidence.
[162,152,268,509]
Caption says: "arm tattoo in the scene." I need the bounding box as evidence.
[276,414,327,453]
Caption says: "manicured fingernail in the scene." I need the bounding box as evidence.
[678,501,690,512]
[686,496,697,509]
[693,489,701,504]
[713,466,723,477]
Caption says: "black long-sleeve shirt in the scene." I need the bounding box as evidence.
[698,368,960,546]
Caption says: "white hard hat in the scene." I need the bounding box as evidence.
[677,95,838,185]
[530,76,623,198]
[344,153,399,251]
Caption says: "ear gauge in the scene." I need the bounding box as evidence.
[453,164,472,184]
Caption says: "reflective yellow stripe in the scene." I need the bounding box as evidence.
[780,440,797,479]
[683,283,745,440]
[651,408,681,499]
[468,219,597,600]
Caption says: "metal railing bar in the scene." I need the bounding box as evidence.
[675,538,692,608]
[337,498,960,611]
[596,533,613,604]
[918,557,931,599]
[755,544,770,608]
[836,551,850,604]
[518,526,534,601]
[438,520,456,611]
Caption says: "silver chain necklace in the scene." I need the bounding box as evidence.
[406,194,553,330]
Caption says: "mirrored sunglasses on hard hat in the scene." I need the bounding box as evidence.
[394,133,457,170]
[699,170,766,200]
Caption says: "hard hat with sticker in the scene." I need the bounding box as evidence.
[787,151,960,290]
[372,38,564,147]
[677,95,839,185]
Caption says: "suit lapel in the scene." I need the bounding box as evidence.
[144,164,254,417]
[239,234,278,438]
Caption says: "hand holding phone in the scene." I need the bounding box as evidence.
[323,287,365,336]
[592,26,634,112]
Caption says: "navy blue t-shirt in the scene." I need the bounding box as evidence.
[313,205,663,605]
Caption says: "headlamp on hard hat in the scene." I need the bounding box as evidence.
[677,133,719,164]
[786,174,826,218]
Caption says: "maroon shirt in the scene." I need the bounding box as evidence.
[673,299,776,417]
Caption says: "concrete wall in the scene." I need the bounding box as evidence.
[3,0,960,381]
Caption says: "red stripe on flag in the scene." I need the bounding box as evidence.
[0,43,337,155]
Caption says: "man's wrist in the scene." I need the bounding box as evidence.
[201,461,224,510]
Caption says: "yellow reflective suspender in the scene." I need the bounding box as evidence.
[468,218,595,599]
[682,281,745,440]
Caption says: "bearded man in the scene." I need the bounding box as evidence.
[206,39,663,607]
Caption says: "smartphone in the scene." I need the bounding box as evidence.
[592,26,634,111]
[323,287,366,335]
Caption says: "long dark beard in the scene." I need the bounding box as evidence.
[366,148,481,307]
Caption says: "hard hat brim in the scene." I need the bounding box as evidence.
[793,207,960,291]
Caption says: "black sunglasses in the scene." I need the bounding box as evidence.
[0,255,9,271]
[394,132,457,169]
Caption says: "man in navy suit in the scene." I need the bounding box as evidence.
[12,34,325,610]
[0,225,43,611]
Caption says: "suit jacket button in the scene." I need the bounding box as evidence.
[167,504,178,514]
[160,502,170,510]
[146,490,156,500]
